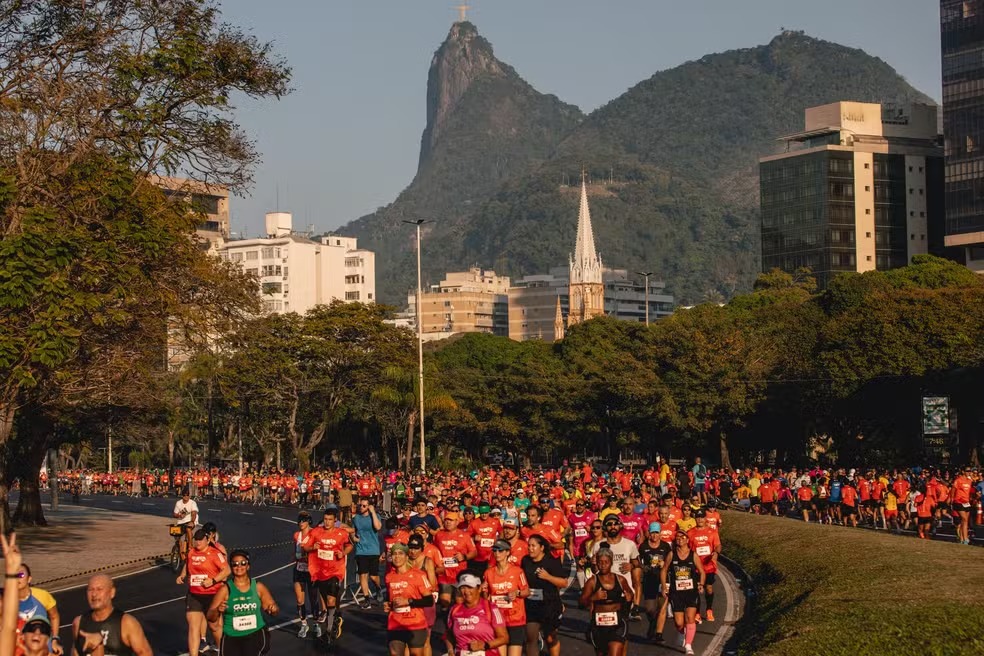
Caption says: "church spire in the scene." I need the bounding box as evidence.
[569,171,602,286]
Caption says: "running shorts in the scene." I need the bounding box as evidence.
[186,592,215,613]
[842,504,857,516]
[219,627,270,656]
[293,567,311,585]
[669,591,700,610]
[507,625,526,646]
[356,555,380,575]
[317,577,342,599]
[526,600,563,636]
[387,628,427,649]
[589,616,628,648]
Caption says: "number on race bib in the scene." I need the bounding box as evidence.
[675,578,694,591]
[189,574,207,587]
[493,595,513,608]
[696,546,711,557]
[480,538,494,548]
[394,605,412,614]
[232,615,257,631]
[318,549,336,561]
[574,528,587,538]
[528,588,544,601]
[594,611,618,627]
[443,557,459,569]
[461,651,484,656]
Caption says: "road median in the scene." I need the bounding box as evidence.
[719,510,984,656]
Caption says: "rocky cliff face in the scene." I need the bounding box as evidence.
[419,21,504,169]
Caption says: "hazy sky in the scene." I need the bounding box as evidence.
[223,0,943,237]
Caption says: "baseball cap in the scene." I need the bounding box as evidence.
[21,616,51,635]
[502,517,519,527]
[444,512,461,521]
[478,504,491,514]
[426,502,435,509]
[407,535,425,549]
[491,539,511,552]
[456,572,482,588]
[193,528,208,541]
[649,521,661,533]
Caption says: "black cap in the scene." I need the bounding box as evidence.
[407,534,425,549]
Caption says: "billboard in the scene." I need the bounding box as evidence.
[922,396,950,435]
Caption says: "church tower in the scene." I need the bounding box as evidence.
[568,174,604,327]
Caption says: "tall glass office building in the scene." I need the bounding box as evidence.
[941,0,984,271]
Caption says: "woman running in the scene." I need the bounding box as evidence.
[384,543,435,656]
[205,550,278,656]
[484,539,530,656]
[579,547,632,656]
[661,530,705,656]
[521,534,567,656]
[446,571,507,656]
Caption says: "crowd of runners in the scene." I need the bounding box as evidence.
[10,458,982,656]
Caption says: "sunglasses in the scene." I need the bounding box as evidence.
[12,571,27,579]
[231,561,249,567]
[22,623,50,636]
[591,526,603,530]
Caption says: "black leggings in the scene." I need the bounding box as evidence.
[219,628,270,656]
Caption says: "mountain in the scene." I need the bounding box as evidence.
[340,21,583,303]
[340,28,935,305]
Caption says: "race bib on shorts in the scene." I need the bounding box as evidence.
[696,546,711,557]
[232,615,257,631]
[480,538,494,548]
[675,578,694,591]
[493,595,513,608]
[595,611,618,626]
[318,549,336,561]
[528,588,543,601]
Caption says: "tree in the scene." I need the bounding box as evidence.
[0,0,288,528]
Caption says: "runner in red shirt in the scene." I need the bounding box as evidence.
[953,466,975,544]
[796,483,813,523]
[384,543,435,656]
[302,507,352,644]
[483,540,530,656]
[840,482,858,528]
[500,518,529,566]
[469,506,501,577]
[178,528,231,655]
[433,513,477,607]
[687,510,722,623]
[567,499,596,589]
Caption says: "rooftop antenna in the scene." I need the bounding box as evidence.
[275,184,280,212]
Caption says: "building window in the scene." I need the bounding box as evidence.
[245,251,258,260]
[866,255,872,262]
[368,293,373,300]
[246,267,258,276]
[345,257,363,267]
[231,252,243,263]
[261,282,282,295]
[261,247,274,259]
[911,234,916,240]
[920,211,925,217]
[865,185,870,192]
[865,208,871,215]
[345,291,360,301]
[864,162,870,169]
[909,188,914,195]
[345,274,360,284]
[866,232,872,238]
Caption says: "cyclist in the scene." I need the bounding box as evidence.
[172,488,199,560]
[484,540,530,656]
[521,534,566,656]
[177,528,230,656]
[205,550,278,656]
[579,547,632,656]
[661,530,705,656]
[384,543,435,656]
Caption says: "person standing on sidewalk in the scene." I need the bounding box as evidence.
[353,498,383,608]
[71,574,154,656]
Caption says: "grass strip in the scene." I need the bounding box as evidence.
[719,511,984,656]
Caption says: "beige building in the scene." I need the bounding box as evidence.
[508,272,568,342]
[408,268,510,342]
[567,178,605,326]
[154,175,230,248]
[218,212,376,315]
[760,101,945,288]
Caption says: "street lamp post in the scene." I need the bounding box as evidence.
[402,219,430,473]
[635,271,654,326]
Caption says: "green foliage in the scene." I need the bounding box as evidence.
[342,30,932,306]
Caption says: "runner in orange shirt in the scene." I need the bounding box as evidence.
[796,482,814,523]
[384,543,434,656]
[687,511,722,623]
[484,539,530,656]
[469,505,501,577]
[433,513,477,607]
[500,518,529,566]
[177,528,231,656]
[953,466,975,544]
[302,506,352,645]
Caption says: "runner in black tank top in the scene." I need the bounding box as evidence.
[661,531,705,656]
[580,548,631,656]
[75,608,134,656]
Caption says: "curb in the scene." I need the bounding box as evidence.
[36,539,293,586]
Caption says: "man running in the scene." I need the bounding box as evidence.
[303,506,353,645]
[293,511,319,639]
[72,574,153,656]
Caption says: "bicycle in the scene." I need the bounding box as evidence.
[167,523,192,573]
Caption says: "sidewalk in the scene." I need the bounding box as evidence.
[0,503,174,587]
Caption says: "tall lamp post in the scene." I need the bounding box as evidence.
[402,219,429,473]
[635,271,654,326]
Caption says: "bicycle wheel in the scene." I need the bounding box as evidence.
[169,541,182,573]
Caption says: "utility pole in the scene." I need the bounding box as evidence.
[108,425,113,474]
[636,271,654,326]
[402,219,430,473]
[238,421,243,477]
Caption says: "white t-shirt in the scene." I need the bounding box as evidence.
[589,537,639,591]
[173,498,200,525]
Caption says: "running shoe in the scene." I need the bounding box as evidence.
[198,638,209,653]
[628,605,642,621]
[695,613,702,624]
[332,615,344,640]
[313,623,323,638]
[298,620,309,638]
[316,610,327,624]
[685,644,695,655]
[678,631,686,648]
[653,634,664,645]
[706,609,716,622]
[358,598,372,610]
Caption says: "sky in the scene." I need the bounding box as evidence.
[222,0,943,237]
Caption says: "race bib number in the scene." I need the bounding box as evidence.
[574,528,587,538]
[528,588,544,601]
[493,595,513,609]
[189,574,207,587]
[594,611,618,627]
[461,651,484,656]
[675,578,694,591]
[232,615,257,631]
[394,605,412,614]
[696,546,711,557]
[443,557,459,569]
[318,549,336,561]
[480,538,495,548]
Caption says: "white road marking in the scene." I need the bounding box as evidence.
[705,563,741,656]
[240,511,254,515]
[110,500,124,504]
[50,564,169,595]
[271,516,296,524]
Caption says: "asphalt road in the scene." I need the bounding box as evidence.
[43,494,739,656]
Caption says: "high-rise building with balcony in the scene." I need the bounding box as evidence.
[760,101,944,288]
